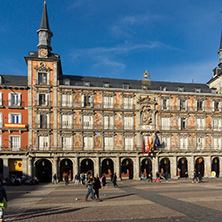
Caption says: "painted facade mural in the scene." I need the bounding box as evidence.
[114,134,123,149]
[74,134,82,148]
[114,113,122,129]
[94,112,102,129]
[94,135,102,149]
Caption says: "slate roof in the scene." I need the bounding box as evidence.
[60,75,211,93]
[0,74,27,86]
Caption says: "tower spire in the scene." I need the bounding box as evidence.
[37,0,53,53]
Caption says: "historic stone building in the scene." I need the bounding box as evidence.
[1,2,222,182]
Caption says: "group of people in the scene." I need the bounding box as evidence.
[192,170,202,183]
[141,170,169,183]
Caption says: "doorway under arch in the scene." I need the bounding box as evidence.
[195,157,204,177]
[60,159,73,181]
[121,158,133,179]
[80,159,94,177]
[35,159,52,183]
[159,158,170,178]
[178,157,188,178]
[212,157,219,178]
[101,158,114,177]
[141,158,152,178]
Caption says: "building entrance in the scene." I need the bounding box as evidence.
[35,159,52,182]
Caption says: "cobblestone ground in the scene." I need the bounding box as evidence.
[3,178,222,222]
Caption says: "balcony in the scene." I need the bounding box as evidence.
[0,145,29,152]
[34,100,53,108]
[159,105,216,112]
[35,123,53,130]
[6,101,25,109]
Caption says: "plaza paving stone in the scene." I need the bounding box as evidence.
[3,178,222,221]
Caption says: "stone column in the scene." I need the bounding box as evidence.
[52,157,58,180]
[170,156,177,179]
[205,156,211,178]
[219,156,222,178]
[187,156,194,178]
[27,157,32,177]
[3,158,8,178]
[152,156,159,176]
[94,157,99,176]
[133,156,140,180]
[22,158,28,176]
[116,156,120,180]
[73,157,79,175]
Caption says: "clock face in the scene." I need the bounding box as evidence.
[38,49,48,57]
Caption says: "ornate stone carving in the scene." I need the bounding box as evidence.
[34,62,52,72]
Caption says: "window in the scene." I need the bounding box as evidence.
[81,95,93,107]
[83,116,93,129]
[103,83,110,88]
[197,101,203,111]
[104,137,113,150]
[161,117,170,130]
[39,114,48,129]
[197,137,203,150]
[142,85,148,90]
[103,96,114,108]
[213,137,221,150]
[0,135,2,149]
[196,118,205,130]
[38,136,49,150]
[38,73,47,85]
[104,116,114,129]
[9,113,21,124]
[61,94,72,107]
[10,136,21,150]
[61,136,72,150]
[213,118,221,131]
[180,118,186,130]
[160,86,166,91]
[195,88,201,93]
[162,137,170,150]
[0,92,2,106]
[179,137,188,149]
[125,137,133,151]
[124,116,133,130]
[162,98,169,110]
[63,79,70,86]
[180,100,186,110]
[178,87,184,92]
[123,97,133,109]
[83,82,90,87]
[39,94,49,106]
[83,136,93,150]
[214,101,220,111]
[0,113,2,128]
[9,93,21,106]
[122,84,129,89]
[61,114,72,129]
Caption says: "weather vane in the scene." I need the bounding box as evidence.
[142,69,151,86]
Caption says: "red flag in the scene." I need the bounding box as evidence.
[142,138,145,154]
[147,136,150,153]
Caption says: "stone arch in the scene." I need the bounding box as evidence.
[80,158,94,177]
[60,159,73,181]
[140,158,152,178]
[177,157,188,178]
[211,156,219,178]
[195,157,205,177]
[121,158,134,179]
[35,158,52,183]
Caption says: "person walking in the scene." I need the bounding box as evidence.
[81,173,85,185]
[0,180,7,222]
[101,173,107,189]
[93,174,101,200]
[147,171,153,182]
[112,172,118,188]
[52,174,58,184]
[192,170,198,183]
[65,172,69,185]
[75,173,80,185]
[85,175,98,202]
[155,171,161,182]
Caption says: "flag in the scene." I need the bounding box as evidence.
[147,136,150,153]
[142,138,145,154]
[154,133,161,148]
[150,133,154,149]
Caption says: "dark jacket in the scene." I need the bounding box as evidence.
[0,186,7,202]
[93,177,101,190]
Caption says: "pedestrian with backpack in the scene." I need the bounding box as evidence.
[0,179,7,222]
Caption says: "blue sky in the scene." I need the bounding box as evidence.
[0,0,222,84]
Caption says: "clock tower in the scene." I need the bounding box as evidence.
[37,0,53,58]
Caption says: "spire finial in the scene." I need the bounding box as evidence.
[44,0,46,4]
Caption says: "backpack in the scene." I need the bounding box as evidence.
[0,187,4,202]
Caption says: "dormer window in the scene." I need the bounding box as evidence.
[122,84,129,89]
[0,76,2,85]
[84,82,90,87]
[211,88,217,94]
[160,86,166,91]
[195,88,201,93]
[178,87,184,92]
[142,85,148,90]
[103,83,110,88]
[63,79,70,86]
